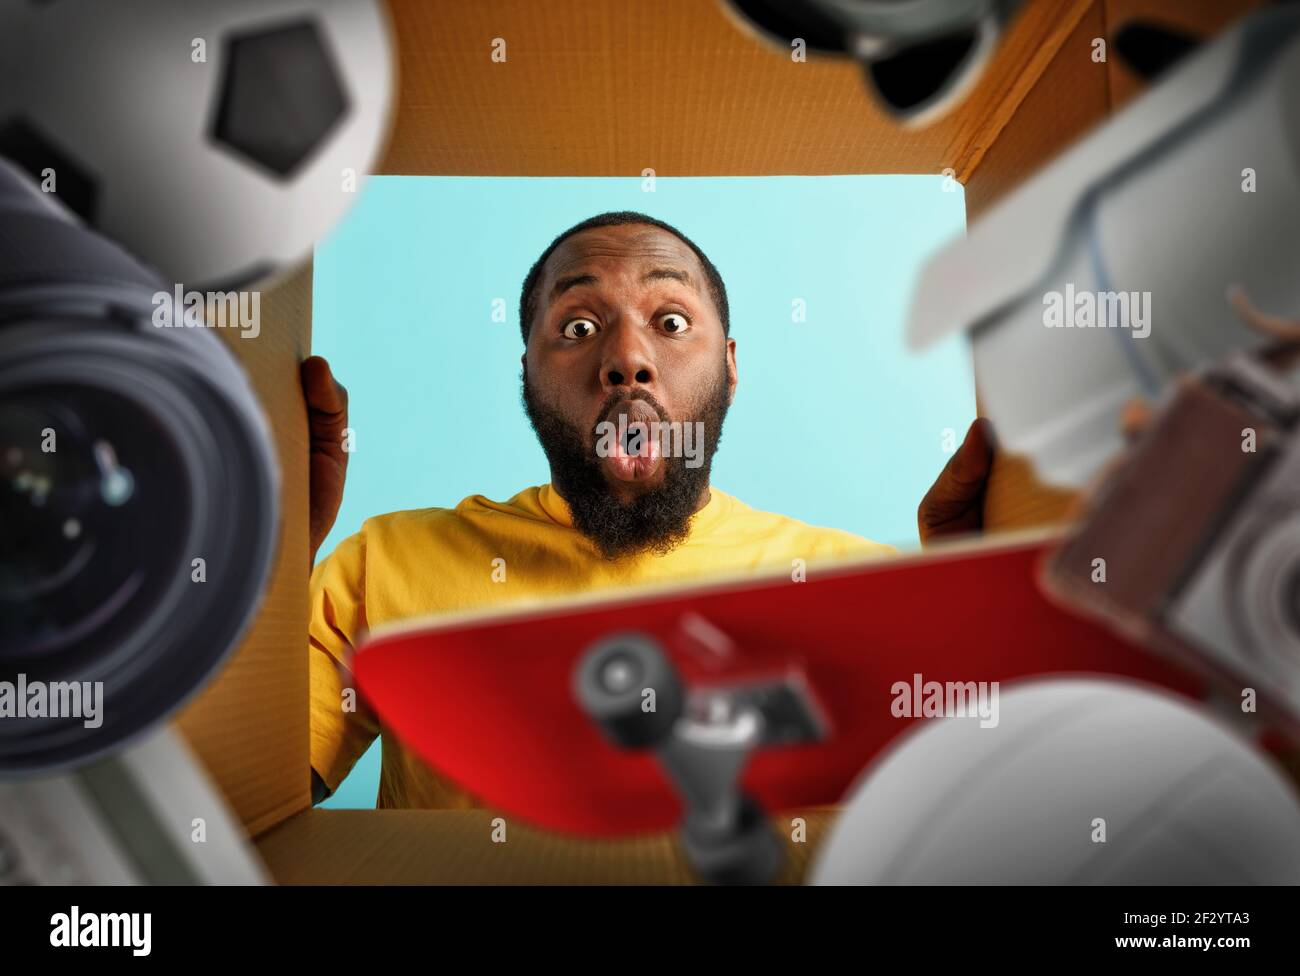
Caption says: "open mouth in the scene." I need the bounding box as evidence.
[601,398,663,483]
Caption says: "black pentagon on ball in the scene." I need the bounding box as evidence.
[211,19,351,180]
[0,117,99,222]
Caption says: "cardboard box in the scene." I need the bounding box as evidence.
[257,809,838,884]
[169,0,1262,882]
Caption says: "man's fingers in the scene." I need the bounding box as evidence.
[944,417,996,486]
[917,418,997,543]
[301,355,348,416]
[922,418,995,514]
[302,356,349,464]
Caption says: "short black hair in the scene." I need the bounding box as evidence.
[518,211,730,345]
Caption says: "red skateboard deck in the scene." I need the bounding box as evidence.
[354,534,1206,836]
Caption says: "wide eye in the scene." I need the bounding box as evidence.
[562,318,599,340]
[660,312,691,335]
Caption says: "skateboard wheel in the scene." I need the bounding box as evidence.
[574,632,683,748]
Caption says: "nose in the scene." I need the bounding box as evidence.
[599,321,656,394]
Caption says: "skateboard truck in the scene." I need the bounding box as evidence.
[574,631,824,883]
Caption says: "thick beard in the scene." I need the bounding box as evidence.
[522,363,730,560]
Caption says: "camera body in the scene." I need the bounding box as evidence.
[1045,352,1300,734]
[0,157,279,773]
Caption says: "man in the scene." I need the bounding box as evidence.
[304,211,993,807]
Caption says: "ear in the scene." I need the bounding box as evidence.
[725,337,738,405]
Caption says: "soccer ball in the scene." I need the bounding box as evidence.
[811,678,1300,884]
[0,0,395,290]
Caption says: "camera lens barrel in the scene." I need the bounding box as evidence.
[0,157,279,773]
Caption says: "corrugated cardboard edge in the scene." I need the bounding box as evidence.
[174,262,313,838]
[255,808,838,884]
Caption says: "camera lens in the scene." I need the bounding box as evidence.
[0,388,189,670]
[0,157,279,773]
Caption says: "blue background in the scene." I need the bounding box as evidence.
[312,174,972,807]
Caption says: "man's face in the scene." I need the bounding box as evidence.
[522,223,738,559]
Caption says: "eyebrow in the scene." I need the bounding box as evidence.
[548,268,698,303]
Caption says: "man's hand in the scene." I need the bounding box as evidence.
[302,355,349,564]
[918,417,995,545]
